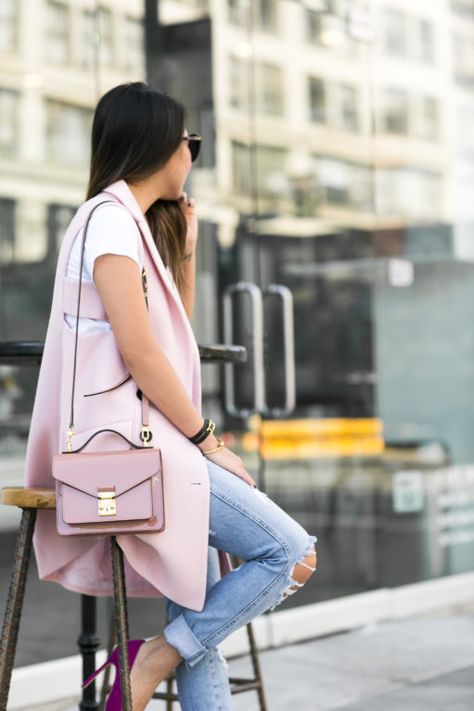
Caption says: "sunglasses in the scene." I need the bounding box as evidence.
[182,133,202,162]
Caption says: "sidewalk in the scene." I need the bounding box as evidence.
[19,598,474,711]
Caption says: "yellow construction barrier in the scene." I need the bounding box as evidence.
[241,418,384,460]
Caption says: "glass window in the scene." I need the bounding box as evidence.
[227,0,240,25]
[232,140,251,195]
[256,145,287,197]
[417,18,435,64]
[256,0,278,33]
[0,89,18,156]
[227,0,249,27]
[309,76,326,123]
[232,142,287,199]
[45,100,93,166]
[258,62,284,116]
[0,0,17,53]
[306,9,323,44]
[97,7,113,66]
[81,7,114,69]
[383,8,407,57]
[45,1,70,64]
[457,105,474,159]
[419,95,439,141]
[307,8,349,50]
[0,198,15,265]
[314,156,371,210]
[316,157,351,205]
[451,1,474,16]
[376,167,442,218]
[380,88,409,134]
[338,83,359,131]
[81,10,97,69]
[452,31,474,85]
[229,54,248,110]
[122,16,144,74]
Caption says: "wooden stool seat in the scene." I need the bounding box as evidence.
[0,486,268,711]
[0,486,55,509]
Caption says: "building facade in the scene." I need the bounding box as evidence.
[1,0,474,666]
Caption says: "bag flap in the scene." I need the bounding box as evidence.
[52,448,161,498]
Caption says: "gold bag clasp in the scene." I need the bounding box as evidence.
[98,488,116,516]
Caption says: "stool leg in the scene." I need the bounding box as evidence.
[110,536,132,711]
[246,621,268,711]
[78,595,100,711]
[0,507,36,711]
[166,677,173,711]
[99,601,116,711]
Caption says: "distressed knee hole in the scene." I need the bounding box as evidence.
[269,541,318,610]
[291,547,317,584]
[285,545,317,593]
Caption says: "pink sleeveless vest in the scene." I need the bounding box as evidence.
[24,179,231,611]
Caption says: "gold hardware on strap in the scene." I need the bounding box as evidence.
[66,427,75,452]
[98,490,116,516]
[140,425,153,445]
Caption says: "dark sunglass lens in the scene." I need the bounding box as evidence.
[190,140,200,162]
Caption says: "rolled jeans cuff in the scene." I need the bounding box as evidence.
[163,612,208,669]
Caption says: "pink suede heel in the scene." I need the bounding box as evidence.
[81,638,146,710]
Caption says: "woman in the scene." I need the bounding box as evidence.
[25,82,318,710]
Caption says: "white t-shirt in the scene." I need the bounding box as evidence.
[64,203,143,335]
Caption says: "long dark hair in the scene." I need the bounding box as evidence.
[86,82,188,298]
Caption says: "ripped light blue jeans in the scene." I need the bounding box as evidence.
[162,458,318,710]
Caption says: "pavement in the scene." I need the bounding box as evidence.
[15,598,474,711]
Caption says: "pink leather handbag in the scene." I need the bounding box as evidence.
[52,199,165,537]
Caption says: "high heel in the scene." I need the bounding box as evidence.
[81,638,146,710]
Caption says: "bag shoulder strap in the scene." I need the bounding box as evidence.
[65,199,153,452]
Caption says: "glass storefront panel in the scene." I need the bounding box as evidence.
[1,0,474,623]
[151,0,474,604]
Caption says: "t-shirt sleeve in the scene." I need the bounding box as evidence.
[83,203,142,284]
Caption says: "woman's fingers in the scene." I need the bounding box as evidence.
[228,452,256,487]
[239,465,256,487]
[205,448,256,487]
[237,468,256,487]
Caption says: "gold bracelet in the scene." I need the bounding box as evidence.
[202,437,225,455]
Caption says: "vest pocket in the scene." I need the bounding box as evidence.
[83,372,133,397]
[62,321,134,398]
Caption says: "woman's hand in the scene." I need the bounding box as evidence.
[178,191,198,252]
[198,435,256,488]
